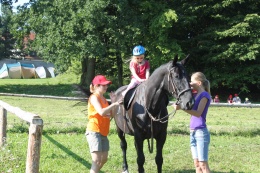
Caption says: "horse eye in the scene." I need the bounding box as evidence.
[174,74,179,78]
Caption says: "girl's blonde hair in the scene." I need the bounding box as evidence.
[192,72,211,95]
[89,84,98,93]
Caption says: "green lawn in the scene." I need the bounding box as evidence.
[0,73,81,97]
[0,96,259,173]
[0,75,259,172]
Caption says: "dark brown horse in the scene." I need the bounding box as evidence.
[110,55,194,173]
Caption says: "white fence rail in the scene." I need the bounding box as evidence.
[168,101,260,108]
[209,103,260,108]
[0,100,43,173]
[1,92,259,108]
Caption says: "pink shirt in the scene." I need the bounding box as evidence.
[130,60,150,79]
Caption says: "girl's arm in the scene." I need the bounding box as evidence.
[90,95,120,116]
[173,97,208,117]
[145,68,150,80]
[130,67,143,82]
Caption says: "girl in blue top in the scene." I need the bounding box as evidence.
[173,72,211,173]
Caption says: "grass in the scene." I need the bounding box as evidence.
[0,73,81,97]
[0,75,260,172]
[2,133,259,173]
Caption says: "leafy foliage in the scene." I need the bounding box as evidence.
[4,0,260,95]
[0,3,16,59]
[171,0,260,93]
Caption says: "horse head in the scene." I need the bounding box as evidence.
[166,54,194,110]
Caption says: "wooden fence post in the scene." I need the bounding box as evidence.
[26,118,43,173]
[0,100,44,172]
[0,106,7,147]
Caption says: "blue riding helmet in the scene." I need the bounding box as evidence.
[132,45,145,55]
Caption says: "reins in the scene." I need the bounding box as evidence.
[145,107,177,123]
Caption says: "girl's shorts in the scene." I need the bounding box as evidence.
[190,128,210,161]
[85,131,109,153]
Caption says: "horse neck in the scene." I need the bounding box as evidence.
[145,69,168,111]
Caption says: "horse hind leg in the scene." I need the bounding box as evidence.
[117,127,129,173]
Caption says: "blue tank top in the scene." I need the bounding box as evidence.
[190,91,211,130]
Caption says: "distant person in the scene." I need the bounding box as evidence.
[86,75,121,173]
[232,94,241,103]
[122,45,150,97]
[213,95,220,103]
[172,72,211,173]
[244,98,251,104]
[227,94,233,103]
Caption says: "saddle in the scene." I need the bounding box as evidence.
[123,86,138,110]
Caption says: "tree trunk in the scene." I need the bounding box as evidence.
[80,57,88,86]
[116,52,123,87]
[80,57,96,96]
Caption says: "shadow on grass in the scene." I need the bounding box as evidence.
[168,128,260,137]
[164,170,244,173]
[43,134,105,173]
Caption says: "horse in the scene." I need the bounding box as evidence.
[110,55,194,173]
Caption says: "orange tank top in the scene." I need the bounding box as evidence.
[87,94,110,136]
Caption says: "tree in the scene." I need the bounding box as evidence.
[0,3,15,59]
[9,0,259,99]
[10,0,107,87]
[10,0,181,90]
[171,0,260,94]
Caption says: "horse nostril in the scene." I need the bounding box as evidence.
[187,101,193,110]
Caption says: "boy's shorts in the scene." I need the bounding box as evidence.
[85,131,109,153]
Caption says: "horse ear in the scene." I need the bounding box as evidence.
[180,54,190,65]
[173,54,178,65]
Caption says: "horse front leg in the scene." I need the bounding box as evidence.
[134,134,145,173]
[117,127,129,173]
[155,130,167,173]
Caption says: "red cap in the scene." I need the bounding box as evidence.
[234,94,238,96]
[92,75,112,85]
